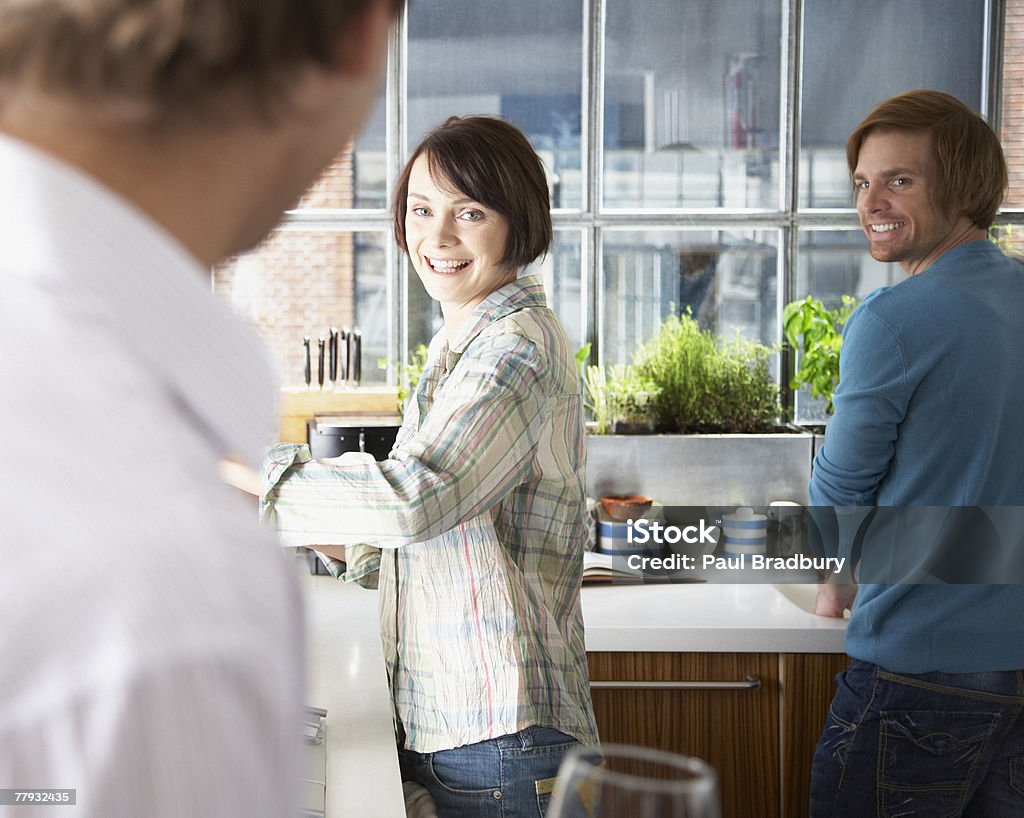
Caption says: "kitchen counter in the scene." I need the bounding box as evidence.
[302,572,847,817]
[301,570,406,818]
[581,582,847,653]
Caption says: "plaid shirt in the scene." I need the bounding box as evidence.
[261,276,599,753]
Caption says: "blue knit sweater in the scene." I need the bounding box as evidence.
[809,240,1024,672]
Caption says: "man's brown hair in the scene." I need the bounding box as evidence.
[846,89,1007,229]
[0,0,403,122]
[393,116,553,271]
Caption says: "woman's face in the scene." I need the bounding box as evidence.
[405,153,514,323]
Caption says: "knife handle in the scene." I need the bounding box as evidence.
[350,329,362,385]
[317,337,326,390]
[303,336,311,388]
[329,328,339,384]
[339,328,350,384]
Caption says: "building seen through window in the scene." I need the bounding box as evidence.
[213,0,1024,423]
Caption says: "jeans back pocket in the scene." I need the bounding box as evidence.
[879,709,999,814]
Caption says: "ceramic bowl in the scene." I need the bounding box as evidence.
[600,494,654,522]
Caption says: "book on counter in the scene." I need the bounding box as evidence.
[582,550,645,583]
[583,549,707,584]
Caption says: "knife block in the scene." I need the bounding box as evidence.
[278,387,398,443]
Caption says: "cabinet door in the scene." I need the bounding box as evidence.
[780,653,849,818]
[587,652,779,818]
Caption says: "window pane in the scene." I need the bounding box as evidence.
[353,91,388,210]
[404,261,443,357]
[525,230,585,349]
[801,0,986,209]
[793,229,904,422]
[1003,0,1024,210]
[603,0,782,209]
[297,91,387,211]
[601,229,778,366]
[213,231,389,388]
[407,1,583,209]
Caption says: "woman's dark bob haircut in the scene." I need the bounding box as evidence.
[392,115,553,270]
[846,89,1007,230]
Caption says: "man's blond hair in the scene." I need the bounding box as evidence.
[0,0,402,122]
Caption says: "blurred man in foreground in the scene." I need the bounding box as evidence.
[0,1,399,815]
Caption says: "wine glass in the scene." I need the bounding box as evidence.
[547,743,720,818]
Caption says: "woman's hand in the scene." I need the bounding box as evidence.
[311,545,347,561]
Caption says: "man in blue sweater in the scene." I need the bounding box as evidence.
[808,90,1024,817]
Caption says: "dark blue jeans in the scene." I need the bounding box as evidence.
[810,659,1024,817]
[399,725,579,817]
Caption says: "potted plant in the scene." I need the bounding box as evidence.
[584,311,815,508]
[584,364,660,435]
[635,311,781,434]
[393,343,430,410]
[585,310,782,436]
[782,295,857,415]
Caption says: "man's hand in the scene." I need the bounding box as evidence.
[815,582,857,618]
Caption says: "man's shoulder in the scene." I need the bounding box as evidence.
[0,490,299,724]
[853,270,956,330]
[1,309,299,651]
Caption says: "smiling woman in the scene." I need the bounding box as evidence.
[393,115,554,339]
[262,115,599,818]
[403,156,513,334]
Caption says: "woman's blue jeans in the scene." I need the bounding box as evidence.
[399,725,578,817]
[810,659,1024,817]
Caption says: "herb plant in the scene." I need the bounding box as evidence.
[584,364,661,434]
[990,223,1022,256]
[782,295,857,414]
[395,344,430,410]
[629,310,781,434]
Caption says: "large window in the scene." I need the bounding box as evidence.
[601,228,779,365]
[214,0,1024,423]
[407,1,584,209]
[800,0,986,209]
[603,0,781,210]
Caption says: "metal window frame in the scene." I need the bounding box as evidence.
[272,0,1010,391]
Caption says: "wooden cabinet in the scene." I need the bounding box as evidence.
[780,653,850,817]
[588,652,779,818]
[587,651,848,818]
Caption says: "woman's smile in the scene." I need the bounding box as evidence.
[405,152,514,333]
[425,256,472,274]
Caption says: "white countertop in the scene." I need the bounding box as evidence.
[581,582,847,653]
[301,571,406,818]
[301,570,846,817]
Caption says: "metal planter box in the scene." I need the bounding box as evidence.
[586,433,816,508]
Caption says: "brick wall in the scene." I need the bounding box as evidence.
[213,148,361,387]
[1004,0,1024,212]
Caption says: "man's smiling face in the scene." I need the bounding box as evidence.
[853,128,964,276]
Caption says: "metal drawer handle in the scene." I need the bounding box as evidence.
[590,675,761,691]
